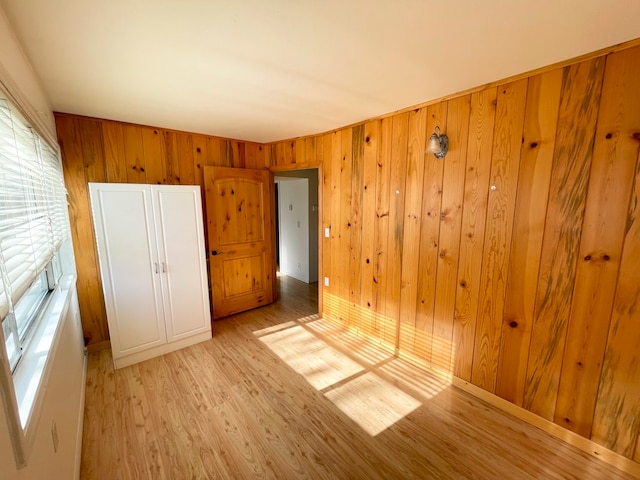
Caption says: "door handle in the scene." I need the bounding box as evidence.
[154,262,159,274]
[162,262,166,273]
[211,250,219,256]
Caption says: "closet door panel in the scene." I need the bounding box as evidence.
[90,184,166,357]
[154,186,211,341]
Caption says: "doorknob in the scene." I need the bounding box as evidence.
[211,250,219,256]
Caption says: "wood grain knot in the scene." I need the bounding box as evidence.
[365,258,370,264]
[196,147,201,153]
[365,136,370,143]
[347,222,351,227]
[140,167,145,172]
[530,142,538,148]
[602,254,610,261]
[633,132,640,142]
[584,254,592,261]
[509,321,518,328]
[605,133,613,139]
[459,280,467,288]
[577,361,583,368]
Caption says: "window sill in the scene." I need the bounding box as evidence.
[11,273,76,457]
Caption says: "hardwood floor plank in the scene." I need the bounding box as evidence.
[81,275,636,479]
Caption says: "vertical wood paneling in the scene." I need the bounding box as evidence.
[589,46,640,456]
[339,129,353,325]
[142,127,167,184]
[374,117,393,344]
[555,48,640,437]
[385,113,409,346]
[192,134,208,188]
[349,126,365,332]
[79,119,106,183]
[122,125,146,183]
[359,121,380,337]
[295,139,306,167]
[256,145,266,170]
[164,131,181,184]
[102,122,127,183]
[176,134,195,185]
[413,104,446,362]
[306,137,318,166]
[524,58,606,419]
[453,88,496,381]
[432,96,470,372]
[495,70,562,405]
[328,131,344,324]
[230,141,243,167]
[591,147,640,457]
[398,108,428,354]
[245,142,258,170]
[56,115,109,344]
[471,78,528,392]
[322,133,333,313]
[207,137,225,167]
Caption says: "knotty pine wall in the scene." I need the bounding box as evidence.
[56,43,640,463]
[268,45,640,461]
[54,113,266,345]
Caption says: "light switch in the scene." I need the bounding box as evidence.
[324,277,330,287]
[324,227,330,238]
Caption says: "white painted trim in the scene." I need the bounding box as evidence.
[73,348,87,480]
[113,331,212,370]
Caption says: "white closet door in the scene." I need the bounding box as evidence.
[89,184,166,357]
[153,185,211,341]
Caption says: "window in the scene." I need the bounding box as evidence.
[0,93,70,372]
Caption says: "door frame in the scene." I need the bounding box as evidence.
[269,165,323,315]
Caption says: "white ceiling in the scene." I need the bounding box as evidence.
[2,0,640,143]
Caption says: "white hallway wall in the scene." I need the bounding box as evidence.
[277,177,310,283]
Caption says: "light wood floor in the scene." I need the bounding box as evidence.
[81,275,635,479]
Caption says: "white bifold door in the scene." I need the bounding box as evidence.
[89,183,211,369]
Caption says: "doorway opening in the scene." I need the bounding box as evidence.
[274,168,319,311]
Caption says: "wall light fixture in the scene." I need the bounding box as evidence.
[425,126,448,159]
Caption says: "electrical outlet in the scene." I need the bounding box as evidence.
[51,420,59,453]
[324,276,330,287]
[324,227,330,238]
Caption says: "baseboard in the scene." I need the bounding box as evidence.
[396,350,640,478]
[86,340,111,353]
[74,348,88,480]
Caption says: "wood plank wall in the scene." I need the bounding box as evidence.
[56,43,640,463]
[55,114,266,345]
[267,45,640,461]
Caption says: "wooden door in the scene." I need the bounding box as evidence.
[88,183,166,358]
[204,167,276,318]
[153,185,211,341]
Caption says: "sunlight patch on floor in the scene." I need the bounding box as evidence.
[254,317,449,437]
[323,371,421,436]
[256,324,364,390]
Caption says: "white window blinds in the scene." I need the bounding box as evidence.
[0,95,70,320]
